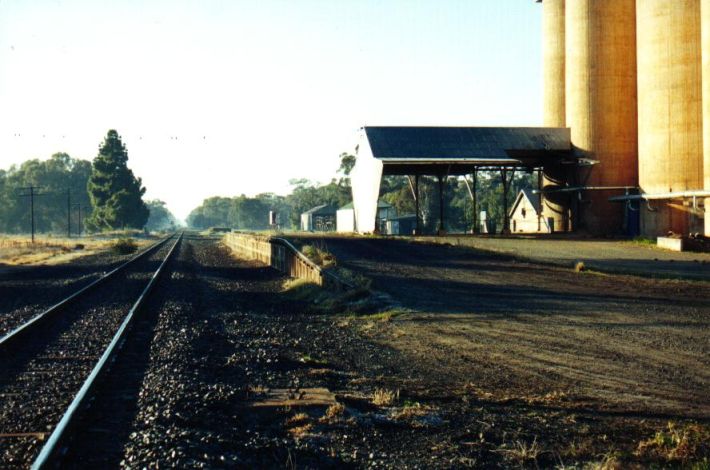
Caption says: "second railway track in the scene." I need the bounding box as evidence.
[0,233,182,468]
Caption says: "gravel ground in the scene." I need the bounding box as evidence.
[0,245,152,337]
[54,234,710,468]
[0,240,175,468]
[413,235,710,280]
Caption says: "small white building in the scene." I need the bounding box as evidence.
[301,204,337,232]
[509,189,551,233]
[337,201,396,233]
[336,203,356,233]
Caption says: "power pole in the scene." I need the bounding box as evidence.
[67,189,71,238]
[17,186,45,243]
[72,203,84,236]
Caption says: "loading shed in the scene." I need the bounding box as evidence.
[350,126,582,234]
[301,204,337,232]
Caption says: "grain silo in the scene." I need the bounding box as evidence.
[703,0,710,236]
[637,0,704,236]
[565,0,638,235]
[540,0,571,232]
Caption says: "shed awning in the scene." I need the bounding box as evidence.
[364,126,575,175]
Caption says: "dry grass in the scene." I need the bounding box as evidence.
[0,235,112,266]
[286,412,313,437]
[635,421,710,465]
[574,261,586,272]
[111,238,138,254]
[287,423,313,438]
[497,438,542,465]
[0,232,154,266]
[286,412,310,426]
[371,388,398,407]
[319,402,345,423]
[391,401,432,422]
[301,243,336,268]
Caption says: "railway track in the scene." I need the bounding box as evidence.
[0,233,182,469]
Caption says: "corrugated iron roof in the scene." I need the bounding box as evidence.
[364,126,571,161]
[303,204,337,215]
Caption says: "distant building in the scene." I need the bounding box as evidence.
[337,201,396,233]
[385,214,417,235]
[509,189,551,234]
[301,204,337,232]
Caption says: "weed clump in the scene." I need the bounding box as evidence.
[320,402,345,423]
[372,388,398,407]
[636,421,710,465]
[112,238,138,255]
[301,244,336,268]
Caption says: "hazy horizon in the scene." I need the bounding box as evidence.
[0,1,543,220]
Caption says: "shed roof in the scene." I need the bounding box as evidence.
[339,200,392,211]
[303,204,337,215]
[363,126,574,175]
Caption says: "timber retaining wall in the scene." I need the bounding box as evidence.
[223,232,351,291]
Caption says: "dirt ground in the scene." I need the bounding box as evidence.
[3,234,708,468]
[412,235,710,281]
[288,236,709,420]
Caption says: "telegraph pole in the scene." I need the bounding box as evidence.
[18,186,45,243]
[67,189,72,238]
[72,203,84,236]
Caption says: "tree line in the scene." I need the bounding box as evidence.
[187,152,535,233]
[0,130,177,235]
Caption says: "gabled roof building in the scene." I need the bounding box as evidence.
[351,126,578,234]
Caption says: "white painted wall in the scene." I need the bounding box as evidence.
[351,131,383,233]
[300,213,311,231]
[509,194,550,233]
[337,208,355,232]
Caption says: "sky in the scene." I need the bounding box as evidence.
[0,0,543,220]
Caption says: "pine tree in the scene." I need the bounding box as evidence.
[86,130,149,230]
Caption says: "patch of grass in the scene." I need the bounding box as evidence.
[285,412,313,438]
[286,412,310,426]
[636,421,710,465]
[282,278,324,301]
[112,238,138,254]
[372,388,398,407]
[299,353,328,366]
[331,266,372,290]
[589,451,624,470]
[0,235,117,266]
[320,402,345,423]
[301,243,336,268]
[281,277,382,315]
[630,236,656,246]
[497,438,542,466]
[351,308,409,322]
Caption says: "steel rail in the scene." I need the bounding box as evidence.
[31,232,183,469]
[0,234,174,352]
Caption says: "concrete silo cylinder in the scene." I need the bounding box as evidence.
[565,0,638,235]
[703,0,710,236]
[638,0,703,236]
[541,0,570,232]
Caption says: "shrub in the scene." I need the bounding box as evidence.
[301,243,336,268]
[112,238,138,254]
